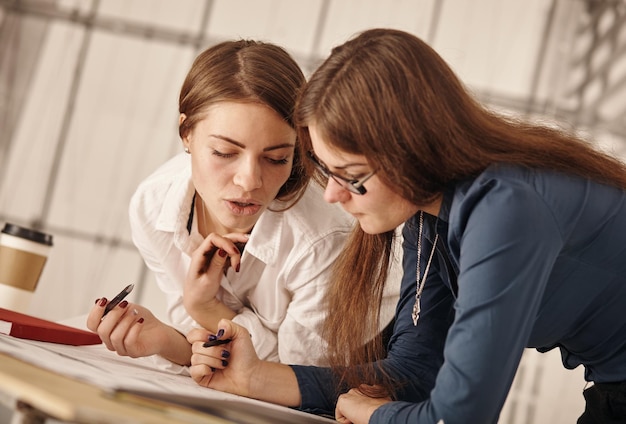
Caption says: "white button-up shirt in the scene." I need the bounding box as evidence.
[129,153,399,365]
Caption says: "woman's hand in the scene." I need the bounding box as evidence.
[86,300,191,365]
[187,319,301,407]
[187,319,260,397]
[335,386,392,424]
[183,233,249,331]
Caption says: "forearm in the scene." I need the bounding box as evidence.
[248,361,301,407]
[158,325,194,366]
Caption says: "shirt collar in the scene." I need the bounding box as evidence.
[243,200,285,266]
[155,164,200,255]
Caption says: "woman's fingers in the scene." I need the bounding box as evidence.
[189,338,232,386]
[86,297,108,331]
[189,363,215,387]
[191,340,231,369]
[192,233,248,275]
[93,301,141,354]
[108,304,145,355]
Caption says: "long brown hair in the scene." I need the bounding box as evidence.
[179,39,308,206]
[296,28,626,394]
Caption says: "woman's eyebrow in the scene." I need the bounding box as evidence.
[210,135,294,151]
[316,154,368,171]
[210,135,244,148]
[264,143,295,152]
[333,161,370,170]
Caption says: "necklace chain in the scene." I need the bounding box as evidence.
[412,211,439,326]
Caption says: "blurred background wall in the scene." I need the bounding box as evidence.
[1,0,625,422]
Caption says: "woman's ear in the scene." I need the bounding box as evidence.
[179,114,191,153]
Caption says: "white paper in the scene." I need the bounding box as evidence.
[0,333,335,422]
[0,320,12,335]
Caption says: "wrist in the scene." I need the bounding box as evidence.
[158,326,192,366]
[187,299,236,332]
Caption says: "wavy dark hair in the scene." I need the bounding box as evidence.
[179,39,308,207]
[296,28,626,396]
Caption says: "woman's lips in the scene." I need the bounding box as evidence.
[225,199,263,216]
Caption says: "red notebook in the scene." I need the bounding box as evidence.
[0,308,101,346]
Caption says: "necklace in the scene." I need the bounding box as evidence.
[412,211,439,326]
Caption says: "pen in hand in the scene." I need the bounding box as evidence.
[102,284,134,317]
[203,338,232,348]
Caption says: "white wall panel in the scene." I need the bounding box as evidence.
[47,32,193,242]
[435,0,550,97]
[206,0,324,59]
[0,21,83,221]
[501,348,585,423]
[317,0,437,56]
[97,0,206,32]
[57,0,96,14]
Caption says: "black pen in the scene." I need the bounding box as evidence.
[203,338,232,348]
[102,284,134,317]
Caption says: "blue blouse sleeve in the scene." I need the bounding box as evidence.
[290,364,340,416]
[372,176,565,423]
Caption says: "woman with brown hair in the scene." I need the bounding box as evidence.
[85,39,398,370]
[187,29,626,423]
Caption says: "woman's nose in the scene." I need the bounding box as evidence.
[323,178,350,204]
[233,160,262,191]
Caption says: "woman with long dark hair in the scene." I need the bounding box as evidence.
[187,29,626,424]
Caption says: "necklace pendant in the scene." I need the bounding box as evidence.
[413,211,438,328]
[412,299,420,326]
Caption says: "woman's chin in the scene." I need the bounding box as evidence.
[357,218,383,235]
[357,217,399,235]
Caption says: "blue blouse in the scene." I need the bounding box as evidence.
[292,164,626,423]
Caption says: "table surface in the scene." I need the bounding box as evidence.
[0,352,233,424]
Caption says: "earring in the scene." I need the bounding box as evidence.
[184,147,190,154]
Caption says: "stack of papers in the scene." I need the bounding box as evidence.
[0,333,335,423]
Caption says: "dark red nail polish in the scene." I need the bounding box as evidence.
[95,298,100,304]
[119,300,128,308]
[218,249,227,258]
[137,317,144,324]
[236,263,240,272]
[99,298,107,307]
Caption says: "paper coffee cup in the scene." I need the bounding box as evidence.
[0,223,53,312]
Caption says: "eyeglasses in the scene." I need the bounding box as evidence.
[306,151,376,195]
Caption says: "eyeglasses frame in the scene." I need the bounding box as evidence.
[306,151,376,195]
